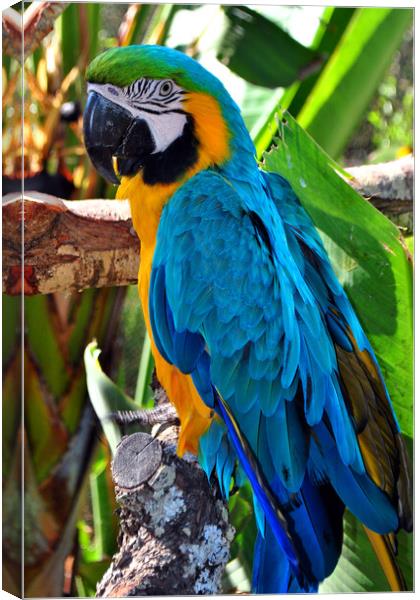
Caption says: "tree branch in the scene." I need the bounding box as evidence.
[3,156,413,296]
[346,154,413,215]
[345,155,413,235]
[96,386,234,597]
[3,2,69,61]
[3,192,140,295]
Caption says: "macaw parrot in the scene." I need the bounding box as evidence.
[83,45,412,593]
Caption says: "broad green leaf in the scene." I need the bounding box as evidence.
[63,288,122,433]
[263,112,413,437]
[298,8,413,157]
[84,340,140,454]
[143,4,176,44]
[218,6,323,88]
[252,7,354,156]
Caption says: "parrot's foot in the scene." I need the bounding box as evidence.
[110,404,179,428]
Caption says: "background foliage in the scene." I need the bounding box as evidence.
[2,2,412,596]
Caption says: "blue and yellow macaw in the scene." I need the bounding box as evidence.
[83,45,412,593]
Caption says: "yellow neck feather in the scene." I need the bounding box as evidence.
[116,176,177,247]
[183,91,230,168]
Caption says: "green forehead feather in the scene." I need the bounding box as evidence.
[86,45,222,97]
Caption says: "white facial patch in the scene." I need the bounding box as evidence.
[87,79,188,154]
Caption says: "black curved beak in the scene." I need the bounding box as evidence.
[83,91,156,184]
[83,91,128,184]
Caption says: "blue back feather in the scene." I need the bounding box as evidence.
[148,166,406,592]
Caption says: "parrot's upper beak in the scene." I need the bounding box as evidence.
[83,91,156,184]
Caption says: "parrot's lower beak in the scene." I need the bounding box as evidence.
[83,91,156,184]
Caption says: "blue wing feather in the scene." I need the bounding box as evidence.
[150,264,205,372]
[149,168,406,591]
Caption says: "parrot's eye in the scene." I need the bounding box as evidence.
[159,80,173,97]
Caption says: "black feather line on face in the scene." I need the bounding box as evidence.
[141,115,200,185]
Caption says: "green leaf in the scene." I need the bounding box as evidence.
[252,83,299,159]
[287,7,356,116]
[405,235,413,255]
[115,286,146,397]
[25,351,69,482]
[218,6,323,88]
[24,295,70,399]
[84,340,140,454]
[87,3,101,61]
[59,4,81,76]
[297,8,413,157]
[77,559,110,592]
[134,332,155,408]
[263,112,413,437]
[60,369,87,434]
[251,7,354,157]
[89,448,117,559]
[31,46,43,75]
[68,288,96,365]
[77,448,116,567]
[3,53,11,78]
[240,85,283,135]
[2,294,20,366]
[228,483,256,585]
[121,4,156,46]
[2,365,20,480]
[74,575,88,597]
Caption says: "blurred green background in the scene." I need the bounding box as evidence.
[2,3,413,597]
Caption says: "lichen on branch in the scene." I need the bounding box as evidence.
[96,407,234,597]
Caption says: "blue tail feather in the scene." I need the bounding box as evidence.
[253,528,318,594]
